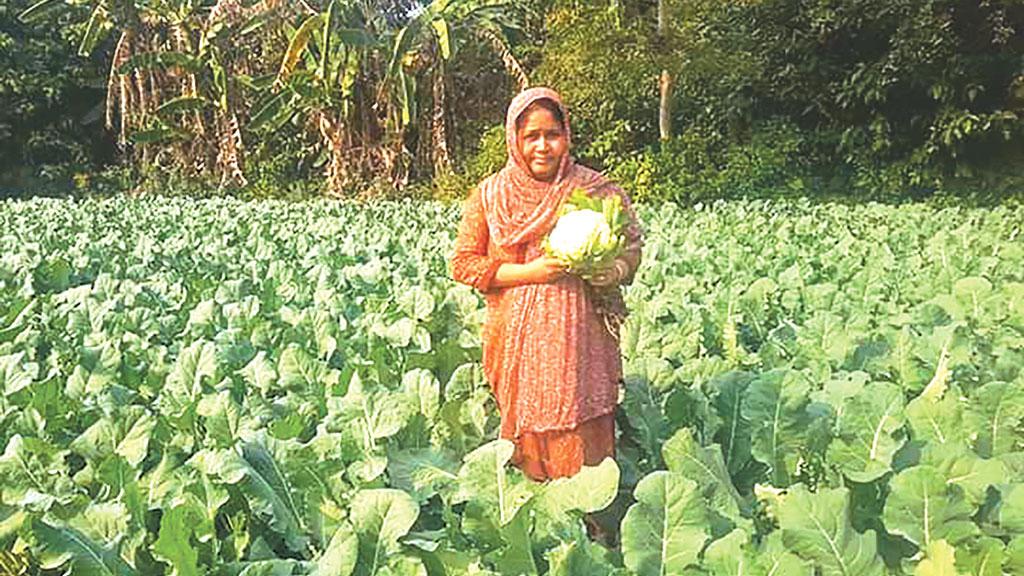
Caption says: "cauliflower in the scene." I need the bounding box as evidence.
[547,209,613,261]
[543,189,626,278]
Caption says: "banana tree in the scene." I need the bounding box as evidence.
[20,0,146,150]
[20,0,286,187]
[267,0,392,196]
[112,0,291,187]
[388,0,529,178]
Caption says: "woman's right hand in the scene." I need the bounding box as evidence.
[525,255,569,284]
[491,255,568,289]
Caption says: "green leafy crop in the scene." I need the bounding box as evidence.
[0,195,1022,575]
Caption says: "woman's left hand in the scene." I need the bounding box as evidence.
[588,259,626,287]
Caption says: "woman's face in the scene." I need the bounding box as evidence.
[517,106,568,182]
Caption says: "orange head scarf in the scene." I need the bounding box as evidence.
[480,87,606,247]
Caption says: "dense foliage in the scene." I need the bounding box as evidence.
[4,0,1023,200]
[0,1,110,193]
[536,0,1024,200]
[4,0,528,198]
[1,195,1022,574]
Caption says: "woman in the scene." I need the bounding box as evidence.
[450,87,643,481]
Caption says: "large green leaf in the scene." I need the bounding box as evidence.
[827,381,906,483]
[702,528,756,575]
[316,522,358,576]
[920,446,1008,508]
[912,540,959,576]
[534,457,619,517]
[138,453,189,511]
[995,483,1024,533]
[774,485,884,576]
[402,369,440,419]
[813,371,869,429]
[70,408,155,467]
[0,435,73,509]
[661,427,747,521]
[451,440,534,526]
[181,477,229,549]
[952,536,1004,576]
[386,448,459,503]
[905,346,969,449]
[239,352,278,395]
[162,340,218,418]
[66,502,131,551]
[33,519,137,575]
[545,537,616,576]
[399,287,436,321]
[326,374,416,452]
[0,352,37,397]
[189,440,308,553]
[883,326,931,391]
[151,503,202,576]
[966,380,1024,457]
[197,390,253,447]
[741,369,813,486]
[709,371,755,477]
[703,528,811,576]
[238,439,309,552]
[350,489,419,576]
[66,343,120,399]
[526,458,622,548]
[620,471,709,575]
[882,465,978,548]
[621,374,670,470]
[277,345,328,391]
[1006,536,1024,574]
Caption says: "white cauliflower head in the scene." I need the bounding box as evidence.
[547,209,613,262]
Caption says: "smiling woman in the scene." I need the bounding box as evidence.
[516,99,568,183]
[449,87,643,482]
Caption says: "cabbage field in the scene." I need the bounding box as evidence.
[0,196,1022,575]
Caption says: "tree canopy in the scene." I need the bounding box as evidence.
[3,0,1023,200]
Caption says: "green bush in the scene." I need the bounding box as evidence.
[533,0,1024,201]
[462,125,507,184]
[533,2,659,170]
[0,1,110,194]
[609,120,812,204]
[424,124,507,202]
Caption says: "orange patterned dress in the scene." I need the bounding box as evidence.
[450,182,642,480]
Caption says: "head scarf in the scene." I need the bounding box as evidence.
[480,87,606,247]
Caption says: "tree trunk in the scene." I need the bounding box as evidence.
[431,59,452,176]
[217,111,248,188]
[659,70,673,142]
[658,0,672,141]
[318,111,348,197]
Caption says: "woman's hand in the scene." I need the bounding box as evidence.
[525,255,569,284]
[587,259,628,287]
[491,256,567,289]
